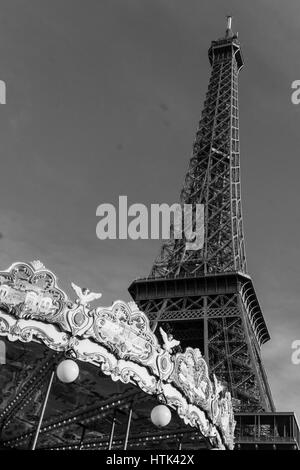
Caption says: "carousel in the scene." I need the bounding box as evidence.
[0,261,235,450]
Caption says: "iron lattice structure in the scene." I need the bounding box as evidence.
[129,19,275,413]
[151,23,246,278]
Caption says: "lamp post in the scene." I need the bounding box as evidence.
[108,411,117,450]
[31,370,55,450]
[79,426,86,450]
[31,359,79,450]
[123,405,133,450]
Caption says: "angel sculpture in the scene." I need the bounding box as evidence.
[212,374,224,397]
[71,283,102,307]
[159,327,180,353]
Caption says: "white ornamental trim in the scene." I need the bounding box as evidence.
[0,261,236,449]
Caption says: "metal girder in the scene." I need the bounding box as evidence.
[0,348,59,434]
[43,429,204,451]
[2,389,142,449]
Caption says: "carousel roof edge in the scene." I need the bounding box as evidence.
[0,261,236,450]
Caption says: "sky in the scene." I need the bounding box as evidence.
[0,0,299,420]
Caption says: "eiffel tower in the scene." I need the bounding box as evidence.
[129,17,275,414]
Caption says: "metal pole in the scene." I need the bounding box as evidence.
[0,424,5,443]
[226,16,232,31]
[31,370,55,450]
[203,297,209,365]
[123,406,133,450]
[108,412,116,450]
[79,426,86,450]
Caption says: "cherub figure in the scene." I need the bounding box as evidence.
[159,327,180,353]
[71,283,102,307]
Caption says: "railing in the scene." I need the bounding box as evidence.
[235,413,300,449]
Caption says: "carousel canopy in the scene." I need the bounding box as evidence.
[0,261,235,450]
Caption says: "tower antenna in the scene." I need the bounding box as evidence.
[226,15,233,37]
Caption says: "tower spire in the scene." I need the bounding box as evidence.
[225,15,233,38]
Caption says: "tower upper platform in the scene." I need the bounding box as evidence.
[208,16,244,70]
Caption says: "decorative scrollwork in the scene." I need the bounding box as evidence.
[171,347,212,408]
[0,261,235,449]
[0,262,67,325]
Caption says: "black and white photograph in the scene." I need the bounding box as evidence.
[0,0,299,456]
